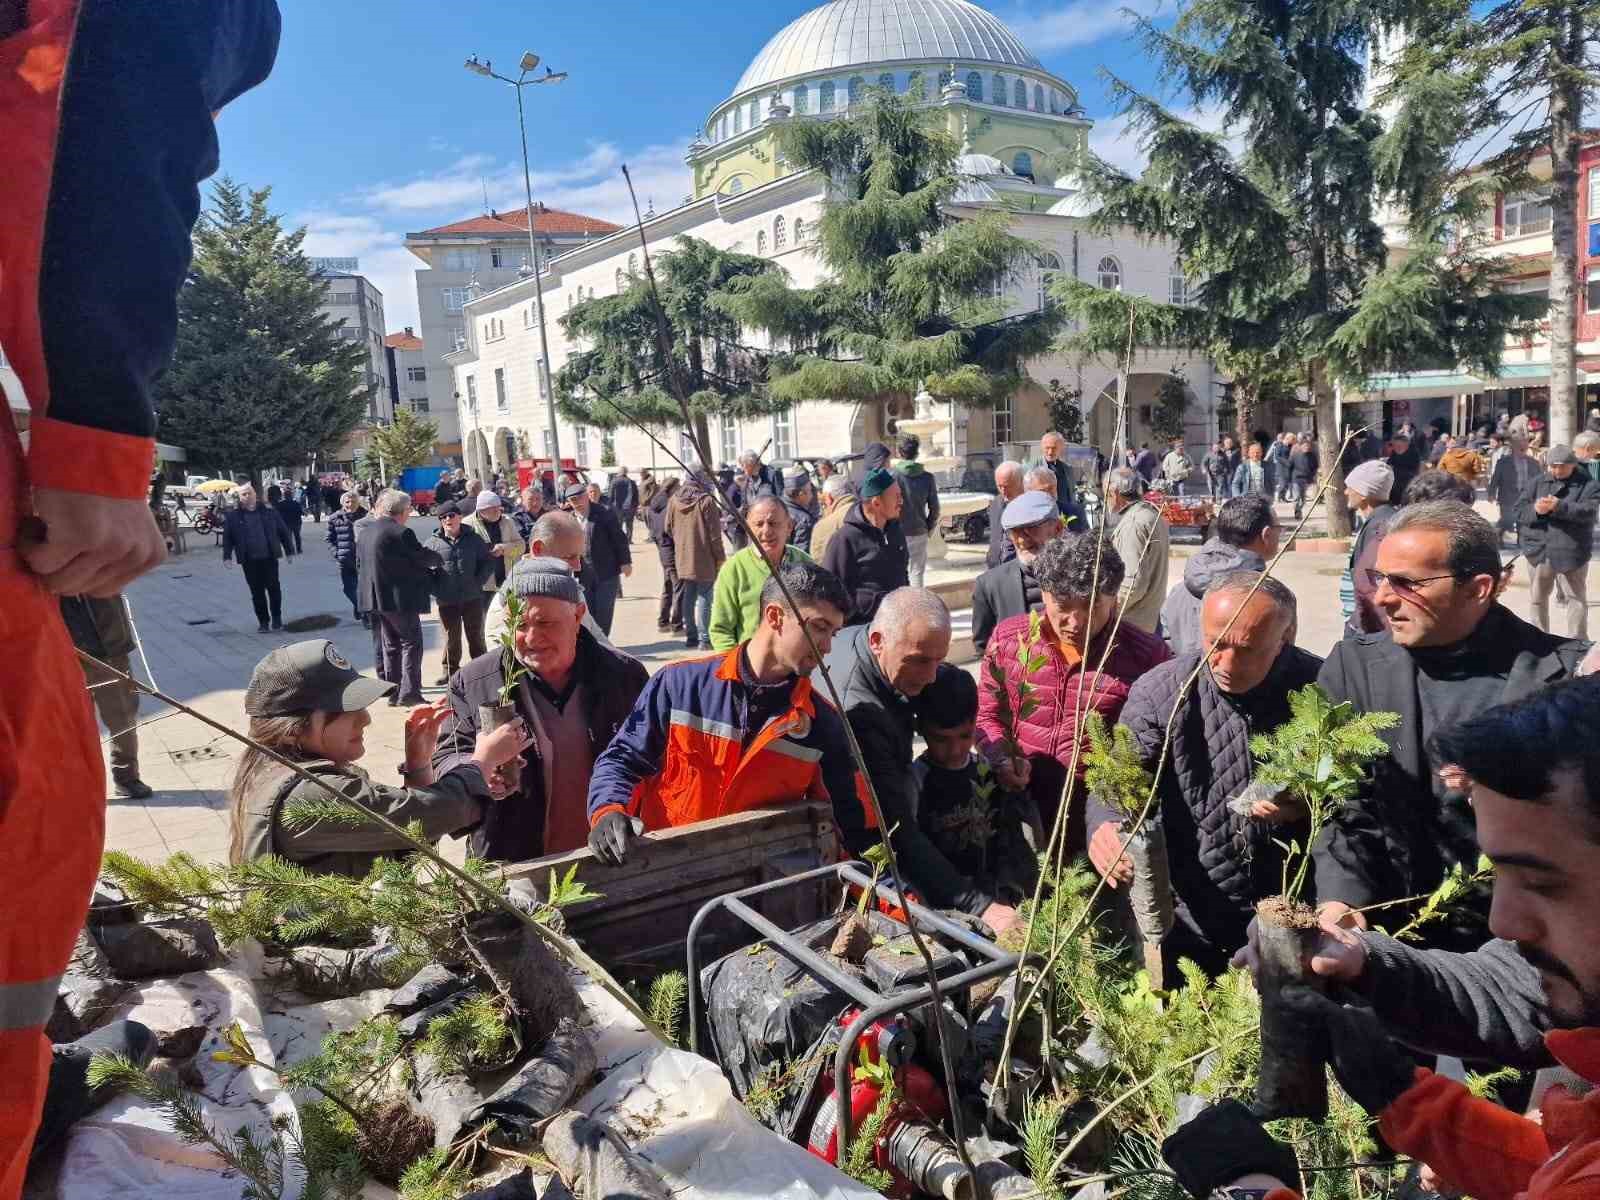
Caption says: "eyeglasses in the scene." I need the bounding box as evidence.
[1363,568,1458,599]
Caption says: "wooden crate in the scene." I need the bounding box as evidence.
[503,805,836,979]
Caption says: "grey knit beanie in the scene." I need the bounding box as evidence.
[507,555,583,604]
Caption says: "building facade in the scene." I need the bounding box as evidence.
[445,0,1219,484]
[402,205,622,432]
[384,327,460,465]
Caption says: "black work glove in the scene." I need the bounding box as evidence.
[1281,986,1417,1116]
[587,811,635,866]
[1161,1099,1300,1199]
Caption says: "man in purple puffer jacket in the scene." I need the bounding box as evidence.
[977,531,1171,856]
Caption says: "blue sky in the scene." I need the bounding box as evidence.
[217,0,1179,331]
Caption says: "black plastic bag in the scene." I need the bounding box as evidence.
[386,962,471,1016]
[542,1111,673,1200]
[96,917,222,979]
[47,929,131,1042]
[460,1017,595,1146]
[32,1020,157,1159]
[267,942,411,998]
[459,1166,539,1199]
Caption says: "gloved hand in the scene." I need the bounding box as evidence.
[1161,1099,1299,1199]
[1281,986,1417,1115]
[588,811,635,866]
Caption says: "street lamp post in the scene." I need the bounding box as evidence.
[466,52,567,477]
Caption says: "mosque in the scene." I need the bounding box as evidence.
[450,0,1221,483]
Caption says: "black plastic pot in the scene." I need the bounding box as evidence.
[1253,901,1329,1120]
[1122,824,1175,989]
[479,701,518,733]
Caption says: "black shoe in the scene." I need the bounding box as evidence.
[113,778,154,800]
[387,694,401,706]
[258,622,270,633]
[271,619,283,631]
[657,623,673,632]
[435,674,450,686]
[395,693,427,706]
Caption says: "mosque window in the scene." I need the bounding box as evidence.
[908,70,924,98]
[1036,253,1062,309]
[793,82,808,113]
[727,177,745,195]
[967,71,983,101]
[749,98,760,127]
[1097,255,1123,291]
[615,268,625,291]
[1012,150,1034,179]
[793,217,805,243]
[1051,90,1062,114]
[879,72,895,92]
[627,252,637,275]
[775,215,787,248]
[939,66,953,89]
[733,106,743,135]
[994,74,1007,105]
[849,76,865,104]
[757,230,767,254]
[1034,84,1045,110]
[820,80,835,112]
[1012,78,1026,107]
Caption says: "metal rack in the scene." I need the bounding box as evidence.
[686,860,1019,1151]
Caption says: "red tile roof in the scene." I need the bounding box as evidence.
[414,204,621,238]
[385,331,424,350]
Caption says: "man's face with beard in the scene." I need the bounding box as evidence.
[1474,768,1600,1027]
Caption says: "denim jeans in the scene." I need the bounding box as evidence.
[682,580,715,648]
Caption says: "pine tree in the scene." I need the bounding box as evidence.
[716,89,1068,439]
[1150,370,1190,442]
[1063,1,1544,534]
[157,178,369,482]
[554,236,782,462]
[363,408,439,482]
[1382,1,1600,445]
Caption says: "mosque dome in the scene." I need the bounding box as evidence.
[731,0,1041,98]
[956,152,1011,177]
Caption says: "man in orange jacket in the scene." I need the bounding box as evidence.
[0,2,278,1188]
[1163,675,1600,1200]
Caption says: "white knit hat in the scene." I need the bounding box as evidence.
[1345,459,1394,501]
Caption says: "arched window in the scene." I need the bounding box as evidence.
[726,177,745,195]
[819,80,835,112]
[938,66,953,90]
[793,82,808,113]
[615,268,625,291]
[1051,90,1062,114]
[1034,84,1045,111]
[793,217,805,244]
[878,71,895,92]
[994,74,1007,105]
[849,76,865,104]
[775,215,787,248]
[1012,78,1026,108]
[908,70,924,98]
[1012,150,1034,179]
[1097,256,1123,291]
[733,106,743,135]
[966,71,983,101]
[1036,253,1062,309]
[749,99,760,128]
[756,230,767,254]
[1169,270,1190,306]
[627,252,637,275]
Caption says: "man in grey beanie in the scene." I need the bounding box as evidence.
[431,555,647,861]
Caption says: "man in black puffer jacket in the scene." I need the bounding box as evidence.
[1087,573,1322,976]
[325,490,366,621]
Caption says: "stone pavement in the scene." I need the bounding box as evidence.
[99,508,1576,862]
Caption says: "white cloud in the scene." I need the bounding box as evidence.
[1002,0,1163,53]
[1086,103,1228,176]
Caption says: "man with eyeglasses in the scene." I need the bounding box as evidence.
[1312,500,1588,951]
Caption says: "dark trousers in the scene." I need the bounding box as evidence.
[589,573,621,636]
[240,556,282,627]
[378,610,425,700]
[285,525,303,554]
[622,511,636,542]
[82,652,140,785]
[339,563,359,617]
[371,614,388,682]
[658,562,684,628]
[437,598,487,676]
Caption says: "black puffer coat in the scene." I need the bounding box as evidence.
[325,507,364,567]
[1086,645,1324,962]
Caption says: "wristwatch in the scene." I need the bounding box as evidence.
[397,762,426,779]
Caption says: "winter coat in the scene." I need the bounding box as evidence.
[1044,458,1077,511]
[1132,448,1160,483]
[821,627,984,909]
[1520,470,1600,572]
[1230,459,1271,497]
[1344,504,1396,636]
[894,462,941,538]
[608,475,639,515]
[709,545,812,650]
[222,506,294,562]
[424,526,495,606]
[821,500,910,626]
[783,495,817,553]
[1313,605,1586,939]
[464,512,525,591]
[971,557,1036,656]
[1159,539,1266,656]
[325,508,365,567]
[432,630,647,861]
[670,484,726,583]
[977,613,1171,775]
[1107,499,1170,634]
[234,757,489,879]
[274,496,303,531]
[579,500,631,582]
[1203,450,1231,482]
[1160,449,1193,484]
[1288,446,1320,485]
[1085,647,1324,961]
[357,516,441,615]
[60,594,135,660]
[811,496,858,566]
[1488,452,1539,515]
[644,484,677,569]
[1388,445,1423,502]
[985,493,1016,569]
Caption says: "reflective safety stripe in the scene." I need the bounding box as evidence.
[0,975,62,1032]
[766,737,823,764]
[669,708,740,743]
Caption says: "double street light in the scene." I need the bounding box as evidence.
[465,51,567,474]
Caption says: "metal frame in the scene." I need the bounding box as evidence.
[686,861,1018,1152]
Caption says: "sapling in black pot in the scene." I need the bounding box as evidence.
[480,591,531,732]
[1082,713,1172,989]
[1246,684,1397,1119]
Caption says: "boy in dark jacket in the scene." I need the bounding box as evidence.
[424,502,495,683]
[912,666,1038,931]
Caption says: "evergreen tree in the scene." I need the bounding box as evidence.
[1061,1,1544,534]
[362,408,438,482]
[717,89,1068,440]
[1150,370,1190,442]
[1382,2,1600,445]
[554,236,782,463]
[157,178,369,482]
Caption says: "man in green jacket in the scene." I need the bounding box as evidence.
[710,496,812,650]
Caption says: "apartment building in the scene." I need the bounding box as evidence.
[384,327,459,465]
[312,257,392,424]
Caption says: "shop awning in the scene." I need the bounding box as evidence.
[1358,362,1600,399]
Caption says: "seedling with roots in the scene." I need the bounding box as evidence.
[494,591,533,709]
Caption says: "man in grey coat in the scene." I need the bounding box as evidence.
[1104,466,1169,634]
[1160,495,1279,655]
[1521,444,1600,639]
